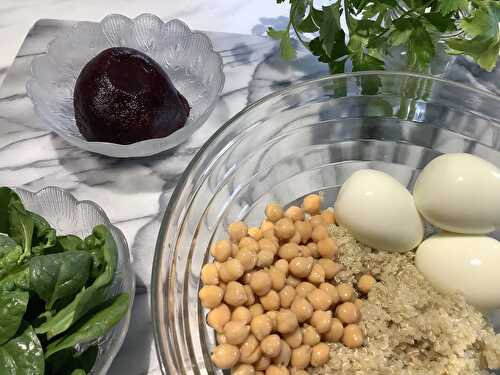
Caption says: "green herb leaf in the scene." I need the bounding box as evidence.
[267,27,297,60]
[319,3,344,58]
[407,26,436,71]
[438,0,469,15]
[45,293,129,359]
[0,291,29,345]
[0,325,44,375]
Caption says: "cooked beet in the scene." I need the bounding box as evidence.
[74,47,190,145]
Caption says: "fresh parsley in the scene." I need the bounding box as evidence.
[269,0,500,73]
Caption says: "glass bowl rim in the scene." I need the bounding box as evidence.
[14,185,135,374]
[150,70,500,373]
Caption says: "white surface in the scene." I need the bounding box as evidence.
[0,0,290,85]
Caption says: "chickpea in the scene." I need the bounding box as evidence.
[337,283,355,302]
[245,285,256,306]
[319,283,340,305]
[251,314,273,340]
[233,364,256,375]
[307,264,325,285]
[232,243,240,257]
[266,365,289,375]
[211,240,232,262]
[256,372,265,375]
[229,221,248,242]
[286,275,301,287]
[323,318,344,342]
[269,267,286,291]
[265,203,284,223]
[240,335,260,364]
[294,221,312,244]
[335,302,360,324]
[317,259,343,279]
[261,220,274,233]
[290,297,313,323]
[237,248,258,272]
[306,242,320,258]
[219,282,227,294]
[249,303,265,318]
[211,343,240,369]
[278,243,300,260]
[261,290,280,311]
[257,250,275,268]
[298,245,311,257]
[307,288,332,311]
[317,237,337,258]
[266,311,277,330]
[250,270,272,296]
[260,334,282,358]
[279,286,296,308]
[207,303,231,333]
[201,263,219,285]
[291,345,311,370]
[311,225,329,242]
[342,324,364,348]
[283,328,303,349]
[274,259,289,275]
[310,310,332,334]
[232,306,253,324]
[259,238,278,255]
[219,258,245,282]
[302,325,321,346]
[224,320,251,345]
[354,298,364,310]
[291,371,308,375]
[240,237,260,252]
[284,206,304,222]
[357,274,376,294]
[309,215,326,228]
[248,227,263,241]
[276,309,299,334]
[263,229,278,243]
[295,282,316,297]
[321,210,336,225]
[199,285,224,309]
[303,194,321,215]
[273,340,291,367]
[274,218,295,240]
[310,343,330,367]
[289,232,302,244]
[255,355,271,371]
[224,281,247,307]
[289,257,313,278]
[217,332,227,344]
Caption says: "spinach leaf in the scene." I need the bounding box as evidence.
[56,235,85,252]
[30,212,57,256]
[0,291,29,345]
[45,293,129,358]
[0,187,22,234]
[0,234,23,279]
[0,325,44,375]
[0,265,29,291]
[9,202,34,261]
[45,346,97,375]
[84,225,117,283]
[30,251,91,310]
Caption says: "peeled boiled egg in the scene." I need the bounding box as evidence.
[416,233,500,311]
[334,169,424,252]
[414,153,500,234]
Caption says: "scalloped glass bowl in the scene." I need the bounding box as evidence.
[151,72,500,374]
[14,186,135,375]
[27,14,224,158]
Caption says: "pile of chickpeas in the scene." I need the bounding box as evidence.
[199,194,377,375]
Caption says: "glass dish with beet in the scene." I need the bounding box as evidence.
[27,14,224,158]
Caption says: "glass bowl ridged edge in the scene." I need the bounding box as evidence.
[13,186,135,375]
[26,14,225,158]
[150,71,500,374]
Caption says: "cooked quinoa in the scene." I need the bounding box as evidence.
[312,224,500,375]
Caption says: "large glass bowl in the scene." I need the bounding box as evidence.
[151,72,500,374]
[14,186,135,375]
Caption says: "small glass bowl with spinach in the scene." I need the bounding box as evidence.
[0,187,134,375]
